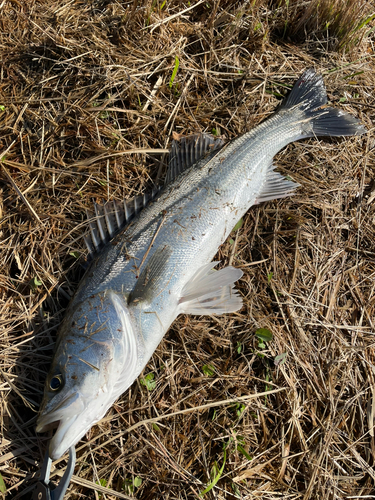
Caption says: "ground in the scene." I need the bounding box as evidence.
[0,1,375,499]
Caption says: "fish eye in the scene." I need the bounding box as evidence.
[49,374,63,391]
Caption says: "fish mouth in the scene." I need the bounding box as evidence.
[48,414,80,460]
[35,418,60,433]
[36,391,84,460]
[36,413,80,460]
[36,391,79,431]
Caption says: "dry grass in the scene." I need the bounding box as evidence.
[0,0,375,499]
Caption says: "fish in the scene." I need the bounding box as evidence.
[36,68,365,460]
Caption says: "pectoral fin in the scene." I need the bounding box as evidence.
[179,262,243,315]
[130,245,173,304]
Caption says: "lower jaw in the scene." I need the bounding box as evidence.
[35,419,60,433]
[48,415,81,460]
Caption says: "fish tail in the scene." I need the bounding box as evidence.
[280,68,366,138]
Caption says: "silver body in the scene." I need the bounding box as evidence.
[76,113,298,359]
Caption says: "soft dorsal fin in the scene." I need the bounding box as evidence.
[179,262,243,315]
[84,188,160,258]
[254,161,300,204]
[166,133,225,184]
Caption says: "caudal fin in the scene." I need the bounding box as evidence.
[280,68,366,138]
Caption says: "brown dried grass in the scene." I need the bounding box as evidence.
[0,0,375,499]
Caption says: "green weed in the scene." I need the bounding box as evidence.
[232,218,243,232]
[30,276,43,291]
[95,478,107,499]
[123,476,142,494]
[140,372,156,391]
[169,56,179,88]
[200,448,226,496]
[0,473,6,493]
[202,364,215,377]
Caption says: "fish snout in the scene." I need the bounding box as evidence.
[36,391,81,432]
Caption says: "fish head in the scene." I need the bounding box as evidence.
[36,290,140,460]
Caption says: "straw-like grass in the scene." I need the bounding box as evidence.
[0,1,374,499]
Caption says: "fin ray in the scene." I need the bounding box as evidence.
[130,245,173,304]
[167,133,225,184]
[83,189,160,259]
[280,68,366,138]
[255,162,300,204]
[179,262,243,315]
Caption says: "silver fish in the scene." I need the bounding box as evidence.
[36,69,365,460]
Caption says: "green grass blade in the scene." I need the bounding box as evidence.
[200,449,226,496]
[0,473,6,493]
[169,56,179,88]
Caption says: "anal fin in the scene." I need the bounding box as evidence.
[254,162,300,205]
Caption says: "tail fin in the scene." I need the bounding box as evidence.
[280,68,366,138]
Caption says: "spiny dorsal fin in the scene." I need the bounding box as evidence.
[166,133,225,184]
[84,188,160,258]
[84,134,224,258]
